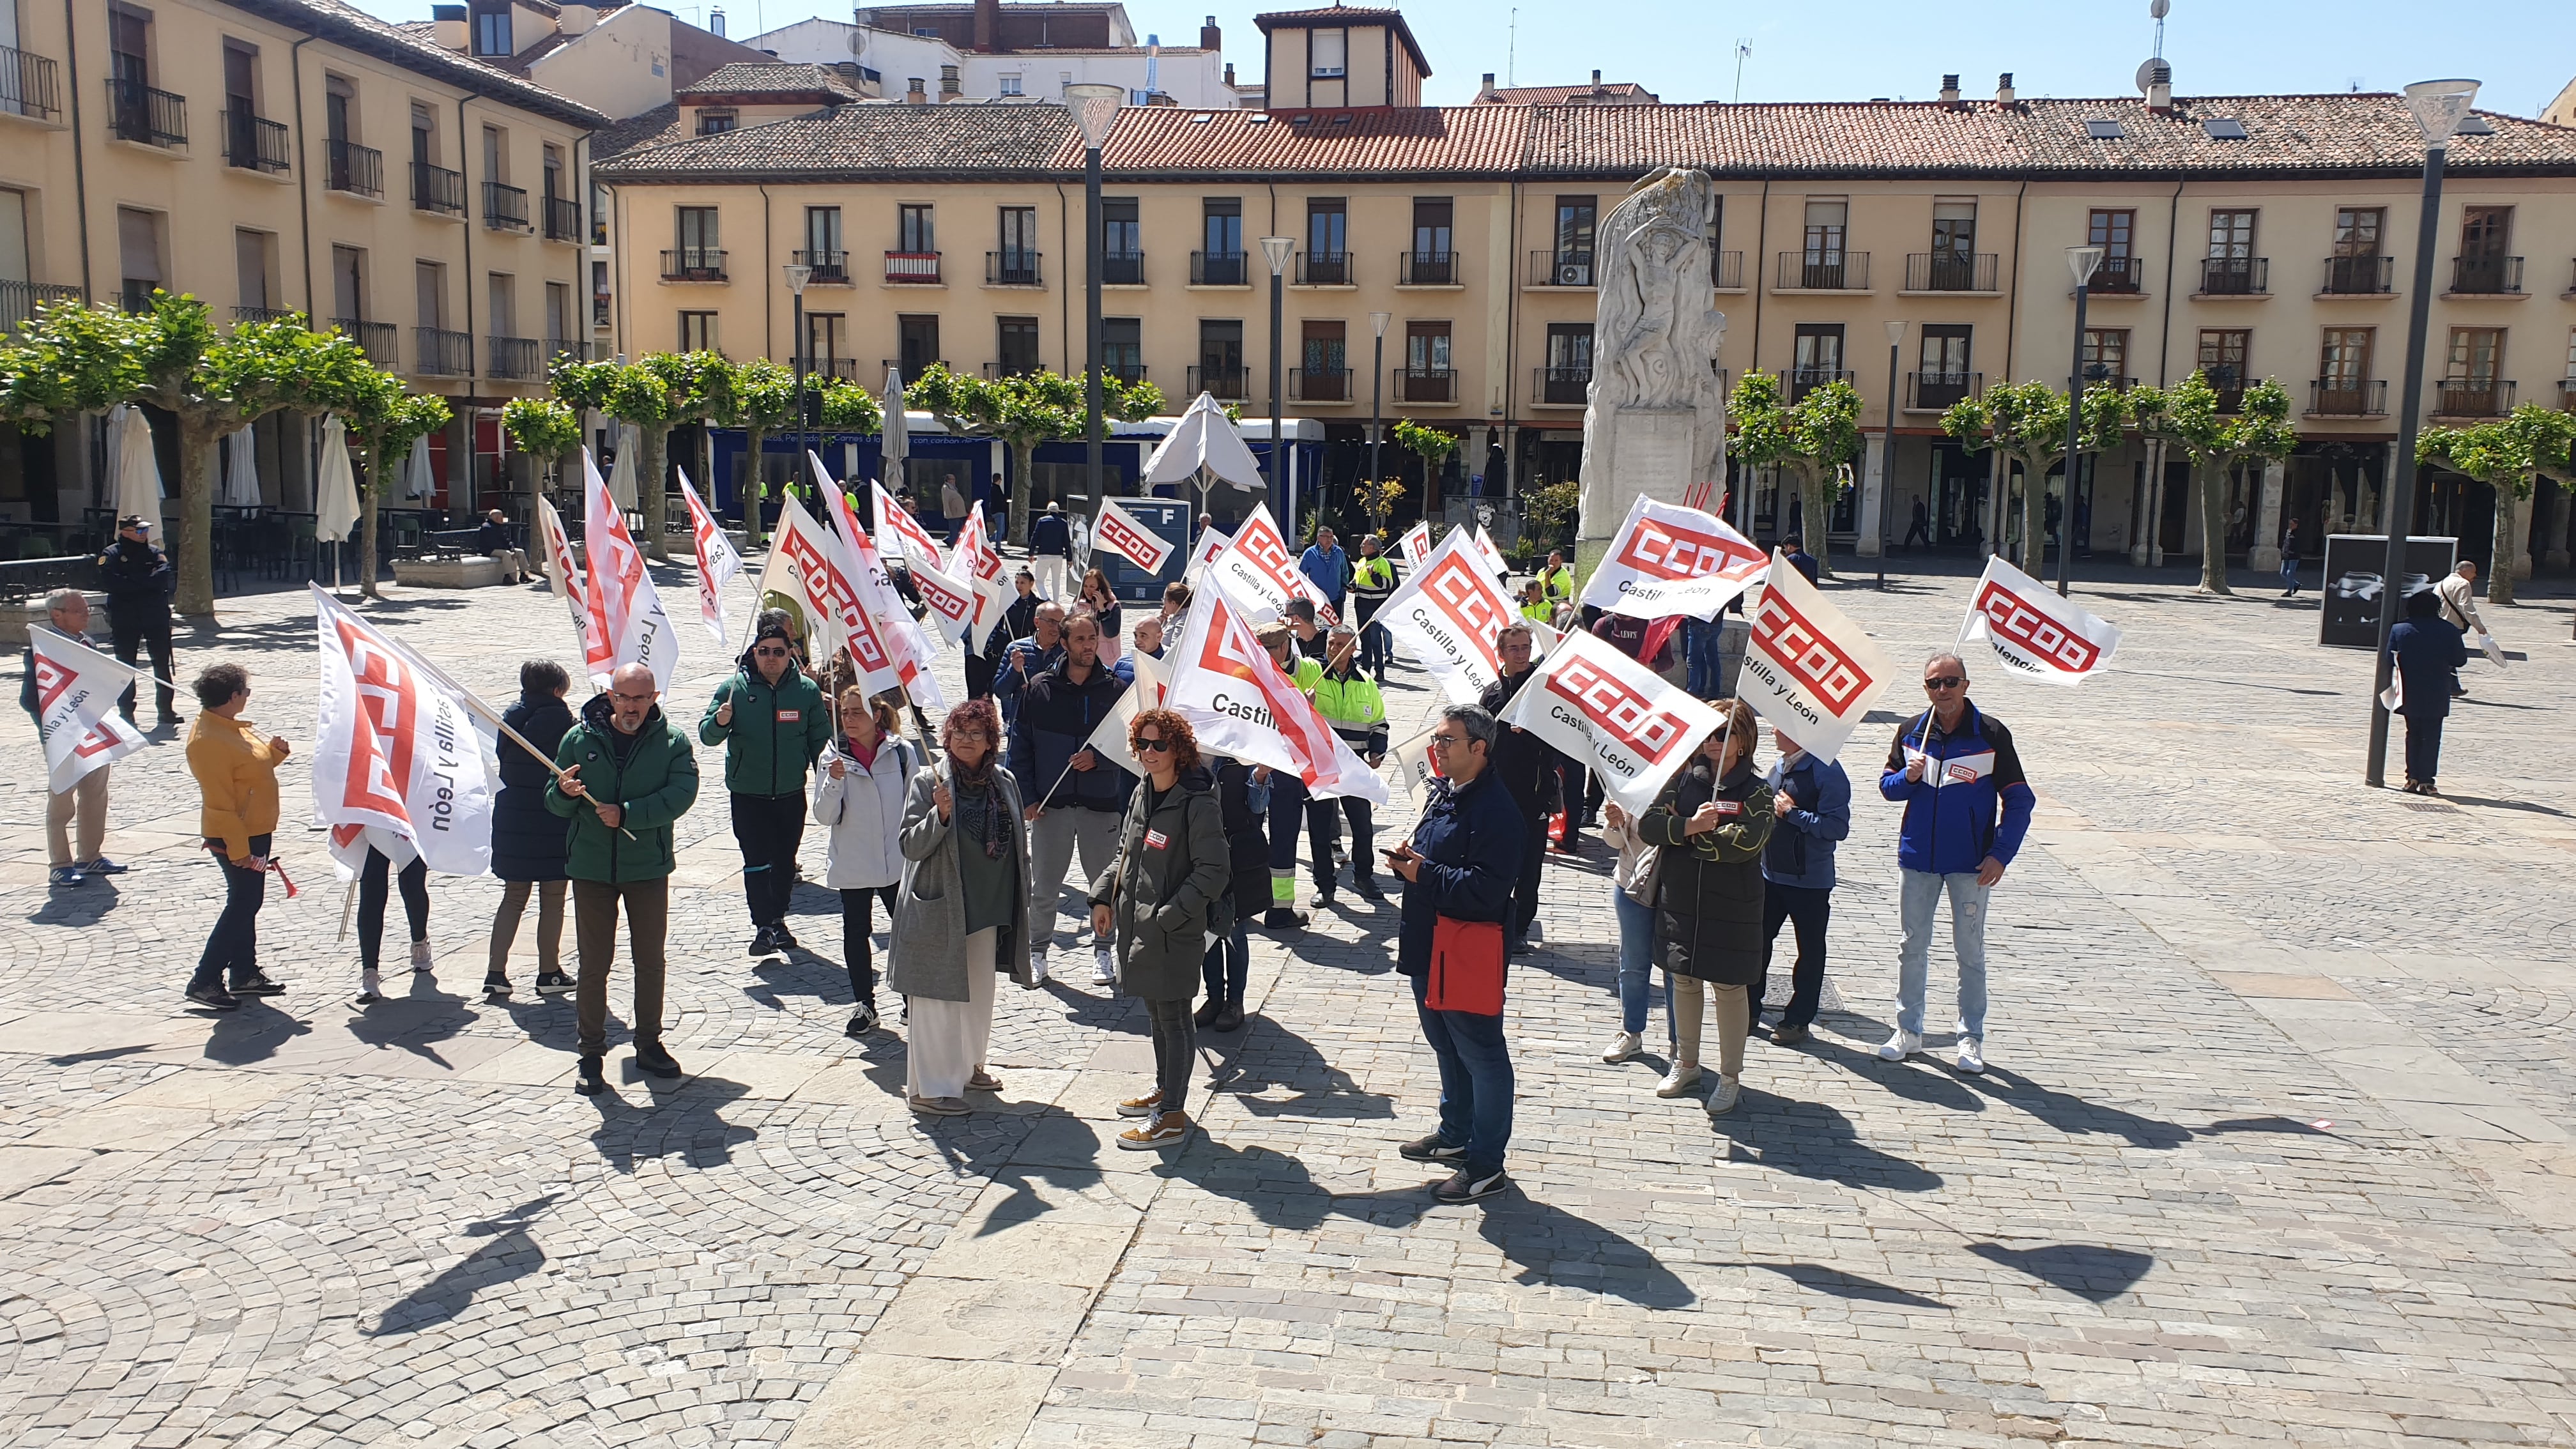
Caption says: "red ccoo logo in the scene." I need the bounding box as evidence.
[1613,516,1765,582]
[1098,511,1169,570]
[1751,588,1873,711]
[1422,554,1509,657]
[1973,581,2101,672]
[1544,655,1694,765]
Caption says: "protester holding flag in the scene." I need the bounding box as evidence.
[1089,709,1231,1149]
[1117,616,1165,683]
[485,661,576,1001]
[1311,625,1389,905]
[22,589,128,886]
[814,689,916,1037]
[1348,533,1397,682]
[1475,625,1560,953]
[702,620,834,956]
[1748,732,1850,1046]
[550,663,701,1096]
[1876,653,2033,1073]
[351,845,433,1004]
[1637,700,1774,1116]
[1010,613,1133,985]
[892,699,1036,1116]
[993,600,1066,728]
[1388,703,1524,1205]
[184,664,289,1009]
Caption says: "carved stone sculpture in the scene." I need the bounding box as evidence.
[1576,167,1729,553]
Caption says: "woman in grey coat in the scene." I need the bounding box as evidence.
[891,698,1038,1117]
[1089,708,1230,1150]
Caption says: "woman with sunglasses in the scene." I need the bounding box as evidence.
[891,698,1038,1116]
[813,687,917,1038]
[702,621,833,957]
[1090,709,1231,1149]
[1637,698,1774,1116]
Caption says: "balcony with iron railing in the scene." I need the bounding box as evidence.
[105,77,185,148]
[2434,377,2515,417]
[591,293,611,328]
[2307,379,2388,417]
[415,327,472,376]
[793,356,860,379]
[487,335,539,379]
[1294,250,1350,286]
[542,195,580,242]
[232,305,302,327]
[325,139,381,197]
[2089,254,2146,294]
[984,250,1041,286]
[548,339,592,365]
[783,249,845,284]
[1187,364,1249,399]
[1905,371,1982,411]
[330,317,396,365]
[1903,252,1998,293]
[1102,250,1146,286]
[1529,250,1595,288]
[661,247,726,281]
[1395,366,1457,404]
[1397,250,1459,286]
[2320,254,2394,295]
[1289,367,1351,403]
[884,250,940,284]
[119,282,157,314]
[982,360,1041,379]
[1,280,83,334]
[222,108,289,173]
[411,160,464,215]
[483,181,530,231]
[2198,256,2268,296]
[2449,255,2523,295]
[1190,250,1248,287]
[1534,365,1591,406]
[884,356,953,379]
[1788,367,1856,402]
[1777,251,1870,291]
[0,45,61,121]
[1711,250,1745,290]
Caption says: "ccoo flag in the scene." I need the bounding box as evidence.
[310,585,496,878]
[1958,555,2123,685]
[1374,525,1520,704]
[1165,578,1387,805]
[582,450,680,693]
[1579,493,1770,621]
[673,466,744,648]
[1738,554,1895,761]
[26,625,147,793]
[1092,497,1176,574]
[1497,629,1725,818]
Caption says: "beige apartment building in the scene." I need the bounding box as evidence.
[597,9,2576,574]
[0,0,602,528]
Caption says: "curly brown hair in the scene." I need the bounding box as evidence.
[1126,707,1202,776]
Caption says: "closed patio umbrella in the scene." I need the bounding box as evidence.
[316,417,361,544]
[111,405,164,528]
[403,435,436,501]
[221,425,262,506]
[606,422,638,510]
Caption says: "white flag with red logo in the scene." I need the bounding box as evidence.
[1203,503,1321,621]
[1958,555,2122,685]
[1166,578,1388,805]
[1185,526,1230,582]
[310,585,497,877]
[27,626,146,793]
[673,466,744,648]
[762,495,887,694]
[906,549,979,648]
[1388,716,1448,806]
[947,505,1013,652]
[536,496,599,662]
[1740,554,1896,761]
[582,450,680,693]
[1092,497,1175,574]
[1399,520,1433,568]
[874,480,946,569]
[1470,525,1509,578]
[1083,647,1169,772]
[1374,525,1521,704]
[1498,629,1724,817]
[1579,493,1772,621]
[816,454,948,708]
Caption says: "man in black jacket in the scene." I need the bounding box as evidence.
[96,516,179,727]
[1031,503,1075,599]
[1009,613,1133,984]
[1474,623,1560,953]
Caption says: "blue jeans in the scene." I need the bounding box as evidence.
[2280,558,2300,592]
[1896,869,1989,1039]
[1613,885,1656,1035]
[1409,965,1514,1178]
[1685,619,1725,699]
[194,832,271,990]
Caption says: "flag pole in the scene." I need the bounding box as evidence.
[31,624,183,696]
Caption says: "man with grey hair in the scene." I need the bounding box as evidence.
[20,588,125,886]
[1387,701,1524,1205]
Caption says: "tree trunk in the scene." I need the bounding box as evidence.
[2488,482,2521,607]
[2018,454,2048,579]
[171,411,223,617]
[356,440,383,601]
[1008,434,1038,549]
[1795,464,1836,578]
[555,445,580,513]
[640,422,671,560]
[2196,457,2233,594]
[739,423,769,546]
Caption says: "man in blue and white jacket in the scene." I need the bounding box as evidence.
[1876,652,2034,1073]
[1750,727,1851,1046]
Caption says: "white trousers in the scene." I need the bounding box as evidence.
[1033,555,1071,601]
[907,927,997,1100]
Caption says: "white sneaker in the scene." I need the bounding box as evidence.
[1706,1077,1742,1115]
[1876,1029,1922,1062]
[1653,1062,1702,1098]
[1600,1030,1644,1064]
[1091,946,1117,986]
[410,940,434,972]
[355,969,383,1004]
[1954,1038,1986,1074]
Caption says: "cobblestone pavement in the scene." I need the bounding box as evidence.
[4,556,2572,1448]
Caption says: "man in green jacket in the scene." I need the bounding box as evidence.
[701,622,832,956]
[551,662,702,1096]
[1310,625,1389,903]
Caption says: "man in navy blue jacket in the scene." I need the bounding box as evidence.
[1386,703,1524,1205]
[1750,730,1851,1046]
[1011,613,1133,984]
[2388,586,2468,795]
[1876,652,2034,1073]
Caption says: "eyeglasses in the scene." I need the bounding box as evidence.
[1429,733,1469,750]
[611,691,656,705]
[1923,675,1965,691]
[753,647,789,658]
[1135,736,1174,753]
[949,727,991,742]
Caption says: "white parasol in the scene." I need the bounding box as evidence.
[315,416,361,543]
[221,425,262,506]
[1142,391,1266,498]
[880,364,908,486]
[111,405,164,526]
[403,434,436,500]
[606,422,639,510]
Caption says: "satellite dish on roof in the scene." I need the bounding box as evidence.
[2136,57,2170,93]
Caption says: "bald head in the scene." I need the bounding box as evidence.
[606,663,657,734]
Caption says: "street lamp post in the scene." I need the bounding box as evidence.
[1368,310,1392,493]
[1262,236,1295,526]
[2059,244,2106,596]
[782,262,811,513]
[1066,83,1124,519]
[1878,319,1903,590]
[2366,77,2481,788]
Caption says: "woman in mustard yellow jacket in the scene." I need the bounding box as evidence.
[183,663,290,1011]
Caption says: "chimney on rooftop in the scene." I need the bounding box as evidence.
[1939,73,1960,105]
[708,7,725,38]
[2145,59,2172,113]
[1201,15,1221,50]
[974,0,1001,52]
[906,75,927,103]
[1224,62,1236,88]
[1996,72,2014,105]
[940,64,962,100]
[430,4,468,52]
[1476,72,1498,102]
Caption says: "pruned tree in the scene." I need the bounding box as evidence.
[1729,370,1863,578]
[906,364,1162,548]
[1941,378,2131,579]
[714,357,797,546]
[342,368,455,599]
[2417,404,2576,606]
[1392,418,1459,514]
[2130,371,2300,596]
[634,351,732,560]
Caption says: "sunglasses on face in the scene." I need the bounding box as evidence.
[1135,736,1174,753]
[1923,675,1965,691]
[754,647,789,658]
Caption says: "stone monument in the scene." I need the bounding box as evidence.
[1575,167,1728,571]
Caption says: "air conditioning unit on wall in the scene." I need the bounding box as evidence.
[1556,263,1589,286]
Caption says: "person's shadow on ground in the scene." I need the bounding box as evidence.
[364,1192,560,1337]
[585,1070,757,1174]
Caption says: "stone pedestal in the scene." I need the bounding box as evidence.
[2248,459,2286,572]
[391,555,509,589]
[1577,409,1698,581]
[1855,441,1887,558]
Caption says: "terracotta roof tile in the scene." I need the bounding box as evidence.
[230,0,606,128]
[1077,103,1528,178]
[1483,82,1657,106]
[678,61,865,102]
[594,101,686,161]
[594,101,1073,181]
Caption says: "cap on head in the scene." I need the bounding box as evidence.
[118,514,150,530]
